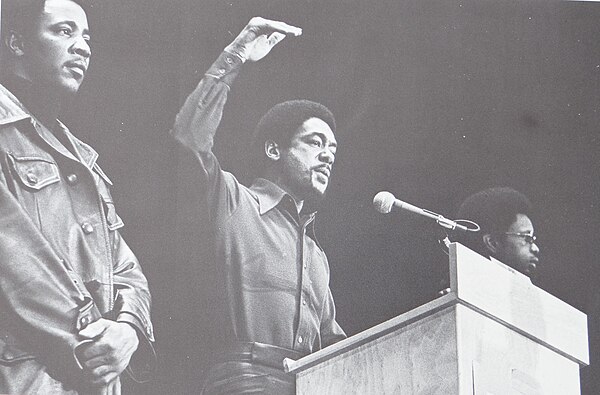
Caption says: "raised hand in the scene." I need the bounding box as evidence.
[224,17,302,62]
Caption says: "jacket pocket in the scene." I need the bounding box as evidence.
[7,154,60,191]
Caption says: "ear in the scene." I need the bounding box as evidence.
[482,233,500,255]
[264,140,280,161]
[6,31,26,57]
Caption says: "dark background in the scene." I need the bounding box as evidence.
[63,0,600,393]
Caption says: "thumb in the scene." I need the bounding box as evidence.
[268,32,286,46]
[246,32,288,62]
[79,319,108,339]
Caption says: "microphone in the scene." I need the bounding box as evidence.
[373,191,471,232]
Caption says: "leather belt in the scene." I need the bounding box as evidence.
[219,342,307,370]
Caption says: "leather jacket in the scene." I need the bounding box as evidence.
[0,83,154,394]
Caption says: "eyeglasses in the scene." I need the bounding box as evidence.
[503,232,537,245]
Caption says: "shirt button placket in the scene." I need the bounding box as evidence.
[295,222,309,349]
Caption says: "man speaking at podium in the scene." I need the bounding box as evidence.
[171,17,346,394]
[454,187,540,278]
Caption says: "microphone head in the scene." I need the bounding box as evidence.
[373,191,396,214]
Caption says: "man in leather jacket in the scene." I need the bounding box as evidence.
[0,0,154,393]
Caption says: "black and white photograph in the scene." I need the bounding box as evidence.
[0,0,599,394]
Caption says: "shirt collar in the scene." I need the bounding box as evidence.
[250,178,320,244]
[249,178,318,218]
[250,178,295,215]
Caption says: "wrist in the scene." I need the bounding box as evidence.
[117,321,140,344]
[224,43,248,63]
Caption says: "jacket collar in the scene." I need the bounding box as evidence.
[0,83,99,170]
[55,119,99,170]
[0,83,30,126]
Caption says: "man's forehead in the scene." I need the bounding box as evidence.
[42,0,89,26]
[298,117,337,142]
[509,213,534,232]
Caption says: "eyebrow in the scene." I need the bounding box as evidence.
[306,132,337,147]
[51,20,91,37]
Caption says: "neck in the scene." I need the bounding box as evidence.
[2,74,64,127]
[291,196,304,214]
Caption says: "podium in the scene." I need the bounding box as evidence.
[285,243,589,394]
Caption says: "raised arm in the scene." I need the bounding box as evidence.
[171,17,301,154]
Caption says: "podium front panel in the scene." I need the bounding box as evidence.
[296,303,582,394]
[296,307,459,395]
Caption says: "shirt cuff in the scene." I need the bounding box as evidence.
[205,51,244,87]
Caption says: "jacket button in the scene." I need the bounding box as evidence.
[80,316,90,327]
[298,336,303,344]
[67,174,78,185]
[81,223,94,234]
[26,172,38,185]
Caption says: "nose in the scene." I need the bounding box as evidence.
[530,241,540,255]
[71,36,91,58]
[319,148,335,165]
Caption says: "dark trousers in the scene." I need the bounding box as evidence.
[201,342,305,395]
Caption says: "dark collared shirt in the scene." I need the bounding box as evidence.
[172,52,346,354]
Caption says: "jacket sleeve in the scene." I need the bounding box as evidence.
[0,161,101,386]
[111,231,156,382]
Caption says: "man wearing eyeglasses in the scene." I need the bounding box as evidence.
[454,187,540,278]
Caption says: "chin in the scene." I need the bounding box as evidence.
[55,76,84,94]
[62,82,83,94]
[312,184,328,198]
